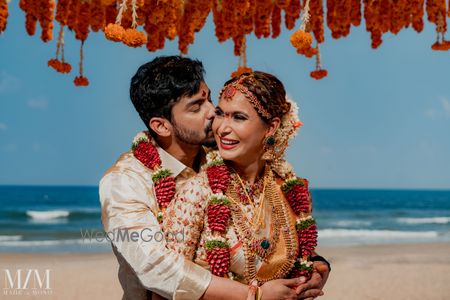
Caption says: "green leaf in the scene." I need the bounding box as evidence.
[281,177,305,193]
[152,169,173,182]
[296,218,316,231]
[205,240,229,250]
[131,138,148,151]
[210,195,231,205]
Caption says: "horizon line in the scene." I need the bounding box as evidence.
[0,184,449,192]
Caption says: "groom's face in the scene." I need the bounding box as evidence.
[170,82,216,146]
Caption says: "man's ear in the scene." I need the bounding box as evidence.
[265,117,281,138]
[149,117,172,137]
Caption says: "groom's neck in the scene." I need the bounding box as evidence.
[156,137,202,172]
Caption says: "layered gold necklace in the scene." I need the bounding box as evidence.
[227,166,298,284]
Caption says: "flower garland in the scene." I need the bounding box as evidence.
[0,0,8,34]
[131,131,176,222]
[204,150,318,280]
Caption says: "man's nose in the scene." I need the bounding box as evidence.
[206,101,215,120]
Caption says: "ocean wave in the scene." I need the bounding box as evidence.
[26,210,70,219]
[332,220,373,227]
[397,217,450,225]
[0,235,22,241]
[319,229,439,239]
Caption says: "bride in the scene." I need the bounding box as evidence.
[163,71,323,299]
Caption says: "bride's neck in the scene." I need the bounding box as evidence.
[228,159,266,184]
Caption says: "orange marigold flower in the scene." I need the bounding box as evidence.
[48,58,62,71]
[442,40,450,50]
[0,0,8,33]
[290,30,313,51]
[297,46,318,58]
[61,62,72,73]
[230,66,253,78]
[74,76,89,87]
[122,28,147,47]
[431,40,450,51]
[104,23,125,42]
[310,69,328,80]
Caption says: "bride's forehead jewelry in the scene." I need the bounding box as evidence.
[219,76,273,120]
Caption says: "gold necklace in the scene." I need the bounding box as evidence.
[227,167,298,284]
[232,168,268,231]
[228,168,280,266]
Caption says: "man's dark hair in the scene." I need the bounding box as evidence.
[130,56,205,136]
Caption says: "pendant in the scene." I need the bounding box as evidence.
[252,238,274,261]
[260,239,270,250]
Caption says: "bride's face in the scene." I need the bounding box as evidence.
[212,91,271,165]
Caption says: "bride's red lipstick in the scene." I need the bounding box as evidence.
[219,138,239,150]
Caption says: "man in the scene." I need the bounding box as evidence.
[99,56,330,299]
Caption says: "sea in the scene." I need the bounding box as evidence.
[1,186,450,252]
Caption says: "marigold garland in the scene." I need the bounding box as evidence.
[0,0,8,33]
[12,0,450,84]
[74,41,89,86]
[48,25,72,74]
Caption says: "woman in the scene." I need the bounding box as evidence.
[162,71,319,298]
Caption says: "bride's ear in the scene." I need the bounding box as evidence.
[265,117,281,137]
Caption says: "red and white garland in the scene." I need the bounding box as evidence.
[204,151,318,279]
[132,132,176,222]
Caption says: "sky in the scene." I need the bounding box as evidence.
[1,4,450,189]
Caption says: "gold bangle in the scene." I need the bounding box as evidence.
[256,286,263,300]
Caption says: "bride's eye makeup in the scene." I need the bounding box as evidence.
[233,113,248,121]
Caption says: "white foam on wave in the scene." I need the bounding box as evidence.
[0,235,22,242]
[332,220,372,227]
[319,229,439,239]
[397,217,450,225]
[26,210,70,219]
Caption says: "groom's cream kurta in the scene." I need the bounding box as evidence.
[99,146,212,300]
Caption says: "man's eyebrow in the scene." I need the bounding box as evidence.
[185,98,205,108]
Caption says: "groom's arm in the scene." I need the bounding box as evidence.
[100,171,212,300]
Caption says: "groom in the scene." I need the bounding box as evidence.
[99,55,329,300]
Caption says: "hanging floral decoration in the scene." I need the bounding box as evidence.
[0,0,8,33]
[48,24,72,74]
[1,0,450,85]
[73,41,89,86]
[231,36,253,78]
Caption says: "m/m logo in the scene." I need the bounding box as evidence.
[3,269,52,296]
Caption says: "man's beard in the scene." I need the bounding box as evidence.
[172,119,216,147]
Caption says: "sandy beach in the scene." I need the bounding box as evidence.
[2,242,450,300]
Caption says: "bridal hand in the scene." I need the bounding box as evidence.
[260,277,305,300]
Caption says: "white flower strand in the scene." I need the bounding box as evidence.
[299,0,311,32]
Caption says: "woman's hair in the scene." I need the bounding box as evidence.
[223,71,291,122]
